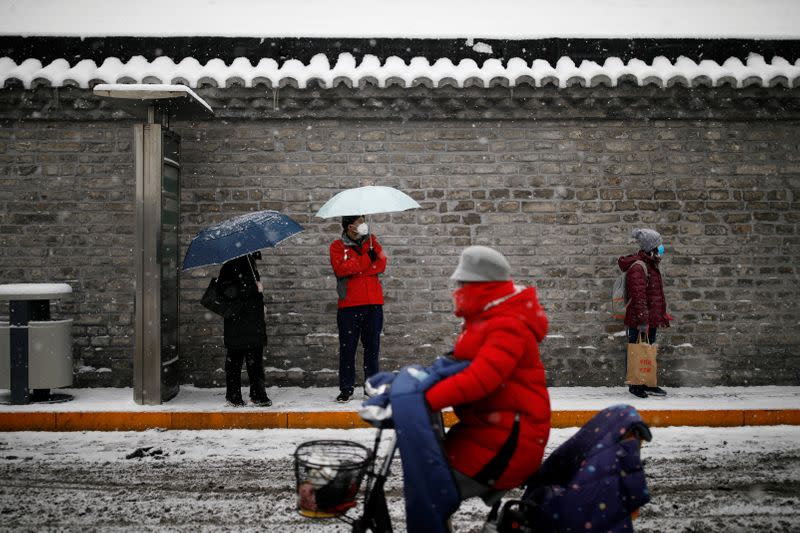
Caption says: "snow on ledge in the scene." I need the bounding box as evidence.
[93,83,213,114]
[1,53,799,90]
[0,283,72,298]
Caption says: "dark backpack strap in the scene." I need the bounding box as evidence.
[472,413,521,486]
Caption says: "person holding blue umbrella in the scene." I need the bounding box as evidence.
[183,210,304,407]
[216,251,271,407]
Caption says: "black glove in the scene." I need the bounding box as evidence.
[367,249,378,262]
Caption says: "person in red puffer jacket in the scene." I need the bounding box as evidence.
[618,228,672,399]
[425,245,551,496]
[329,215,387,403]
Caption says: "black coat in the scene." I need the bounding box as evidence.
[217,255,267,349]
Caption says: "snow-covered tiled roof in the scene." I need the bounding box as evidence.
[2,0,800,40]
[1,53,799,90]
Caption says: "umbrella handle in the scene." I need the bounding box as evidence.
[246,255,262,292]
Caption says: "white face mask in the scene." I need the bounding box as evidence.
[356,223,369,236]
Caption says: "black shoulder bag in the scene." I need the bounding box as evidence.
[200,277,228,316]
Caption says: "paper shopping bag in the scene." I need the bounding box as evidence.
[625,335,658,387]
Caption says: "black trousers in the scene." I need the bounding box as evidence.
[337,305,383,393]
[627,327,657,344]
[225,346,267,401]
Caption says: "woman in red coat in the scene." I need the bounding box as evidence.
[618,228,672,398]
[425,246,550,495]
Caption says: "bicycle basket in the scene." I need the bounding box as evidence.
[294,440,372,518]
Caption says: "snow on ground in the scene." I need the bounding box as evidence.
[0,426,798,532]
[1,385,798,412]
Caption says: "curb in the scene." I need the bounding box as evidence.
[1,409,799,431]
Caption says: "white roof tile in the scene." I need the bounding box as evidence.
[2,53,799,90]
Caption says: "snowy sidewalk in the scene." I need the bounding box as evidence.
[1,385,798,431]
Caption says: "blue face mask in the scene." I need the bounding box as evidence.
[656,244,665,256]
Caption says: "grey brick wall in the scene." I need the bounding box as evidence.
[0,120,135,386]
[1,85,799,388]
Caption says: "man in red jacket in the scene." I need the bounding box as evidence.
[329,215,387,402]
[618,228,672,398]
[425,245,551,496]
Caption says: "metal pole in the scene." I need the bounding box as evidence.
[377,433,398,478]
[366,214,373,250]
[133,105,164,405]
[9,300,31,404]
[246,255,258,286]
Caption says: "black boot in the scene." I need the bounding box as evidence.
[629,385,648,398]
[250,395,272,407]
[225,395,244,407]
[225,349,246,406]
[245,347,270,406]
[336,389,354,403]
[644,386,667,396]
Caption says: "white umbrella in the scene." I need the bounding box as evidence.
[314,186,421,218]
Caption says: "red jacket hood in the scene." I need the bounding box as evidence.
[479,285,549,342]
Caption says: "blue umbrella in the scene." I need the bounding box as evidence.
[182,210,304,270]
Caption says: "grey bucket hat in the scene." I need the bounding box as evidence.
[450,245,512,282]
[631,228,663,253]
